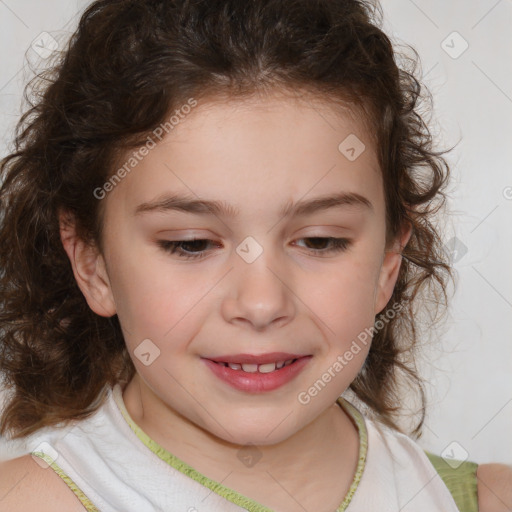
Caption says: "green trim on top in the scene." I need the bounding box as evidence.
[424,451,479,512]
[30,451,99,512]
[113,385,368,512]
[335,398,368,510]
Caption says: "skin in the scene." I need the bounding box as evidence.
[476,464,512,511]
[1,91,511,512]
[56,91,411,511]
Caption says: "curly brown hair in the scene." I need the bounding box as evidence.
[0,0,453,440]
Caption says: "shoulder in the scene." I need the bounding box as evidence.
[0,454,86,511]
[477,463,512,512]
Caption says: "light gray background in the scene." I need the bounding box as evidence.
[0,1,511,464]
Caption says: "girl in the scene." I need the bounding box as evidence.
[0,0,510,510]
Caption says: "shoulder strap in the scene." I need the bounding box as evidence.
[424,450,479,512]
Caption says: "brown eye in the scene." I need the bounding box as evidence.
[157,239,220,259]
[295,237,351,254]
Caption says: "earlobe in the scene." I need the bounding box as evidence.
[58,209,116,317]
[374,221,413,315]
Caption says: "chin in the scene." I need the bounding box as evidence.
[203,414,303,448]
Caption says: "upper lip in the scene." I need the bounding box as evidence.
[205,352,309,365]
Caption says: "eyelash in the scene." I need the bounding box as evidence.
[157,237,352,260]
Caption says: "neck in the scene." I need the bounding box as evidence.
[121,373,360,498]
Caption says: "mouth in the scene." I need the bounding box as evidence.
[210,358,299,374]
[206,352,307,372]
[202,353,312,392]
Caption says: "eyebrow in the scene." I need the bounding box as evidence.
[134,191,373,218]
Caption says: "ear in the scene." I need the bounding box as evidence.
[373,220,413,315]
[58,209,116,317]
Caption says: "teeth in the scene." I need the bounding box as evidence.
[217,359,298,373]
[241,363,258,373]
[258,362,277,373]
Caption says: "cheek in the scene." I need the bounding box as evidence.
[308,256,381,332]
[107,246,205,345]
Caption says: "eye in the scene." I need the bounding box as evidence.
[293,237,352,255]
[157,237,351,260]
[157,239,221,260]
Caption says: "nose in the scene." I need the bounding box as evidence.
[221,245,295,331]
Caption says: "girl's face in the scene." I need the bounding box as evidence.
[72,92,408,446]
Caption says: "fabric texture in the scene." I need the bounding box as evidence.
[24,384,478,511]
[425,451,479,512]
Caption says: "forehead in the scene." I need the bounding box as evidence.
[105,92,383,222]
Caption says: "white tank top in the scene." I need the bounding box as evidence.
[24,384,461,511]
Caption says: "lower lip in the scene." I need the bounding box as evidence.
[202,356,312,392]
